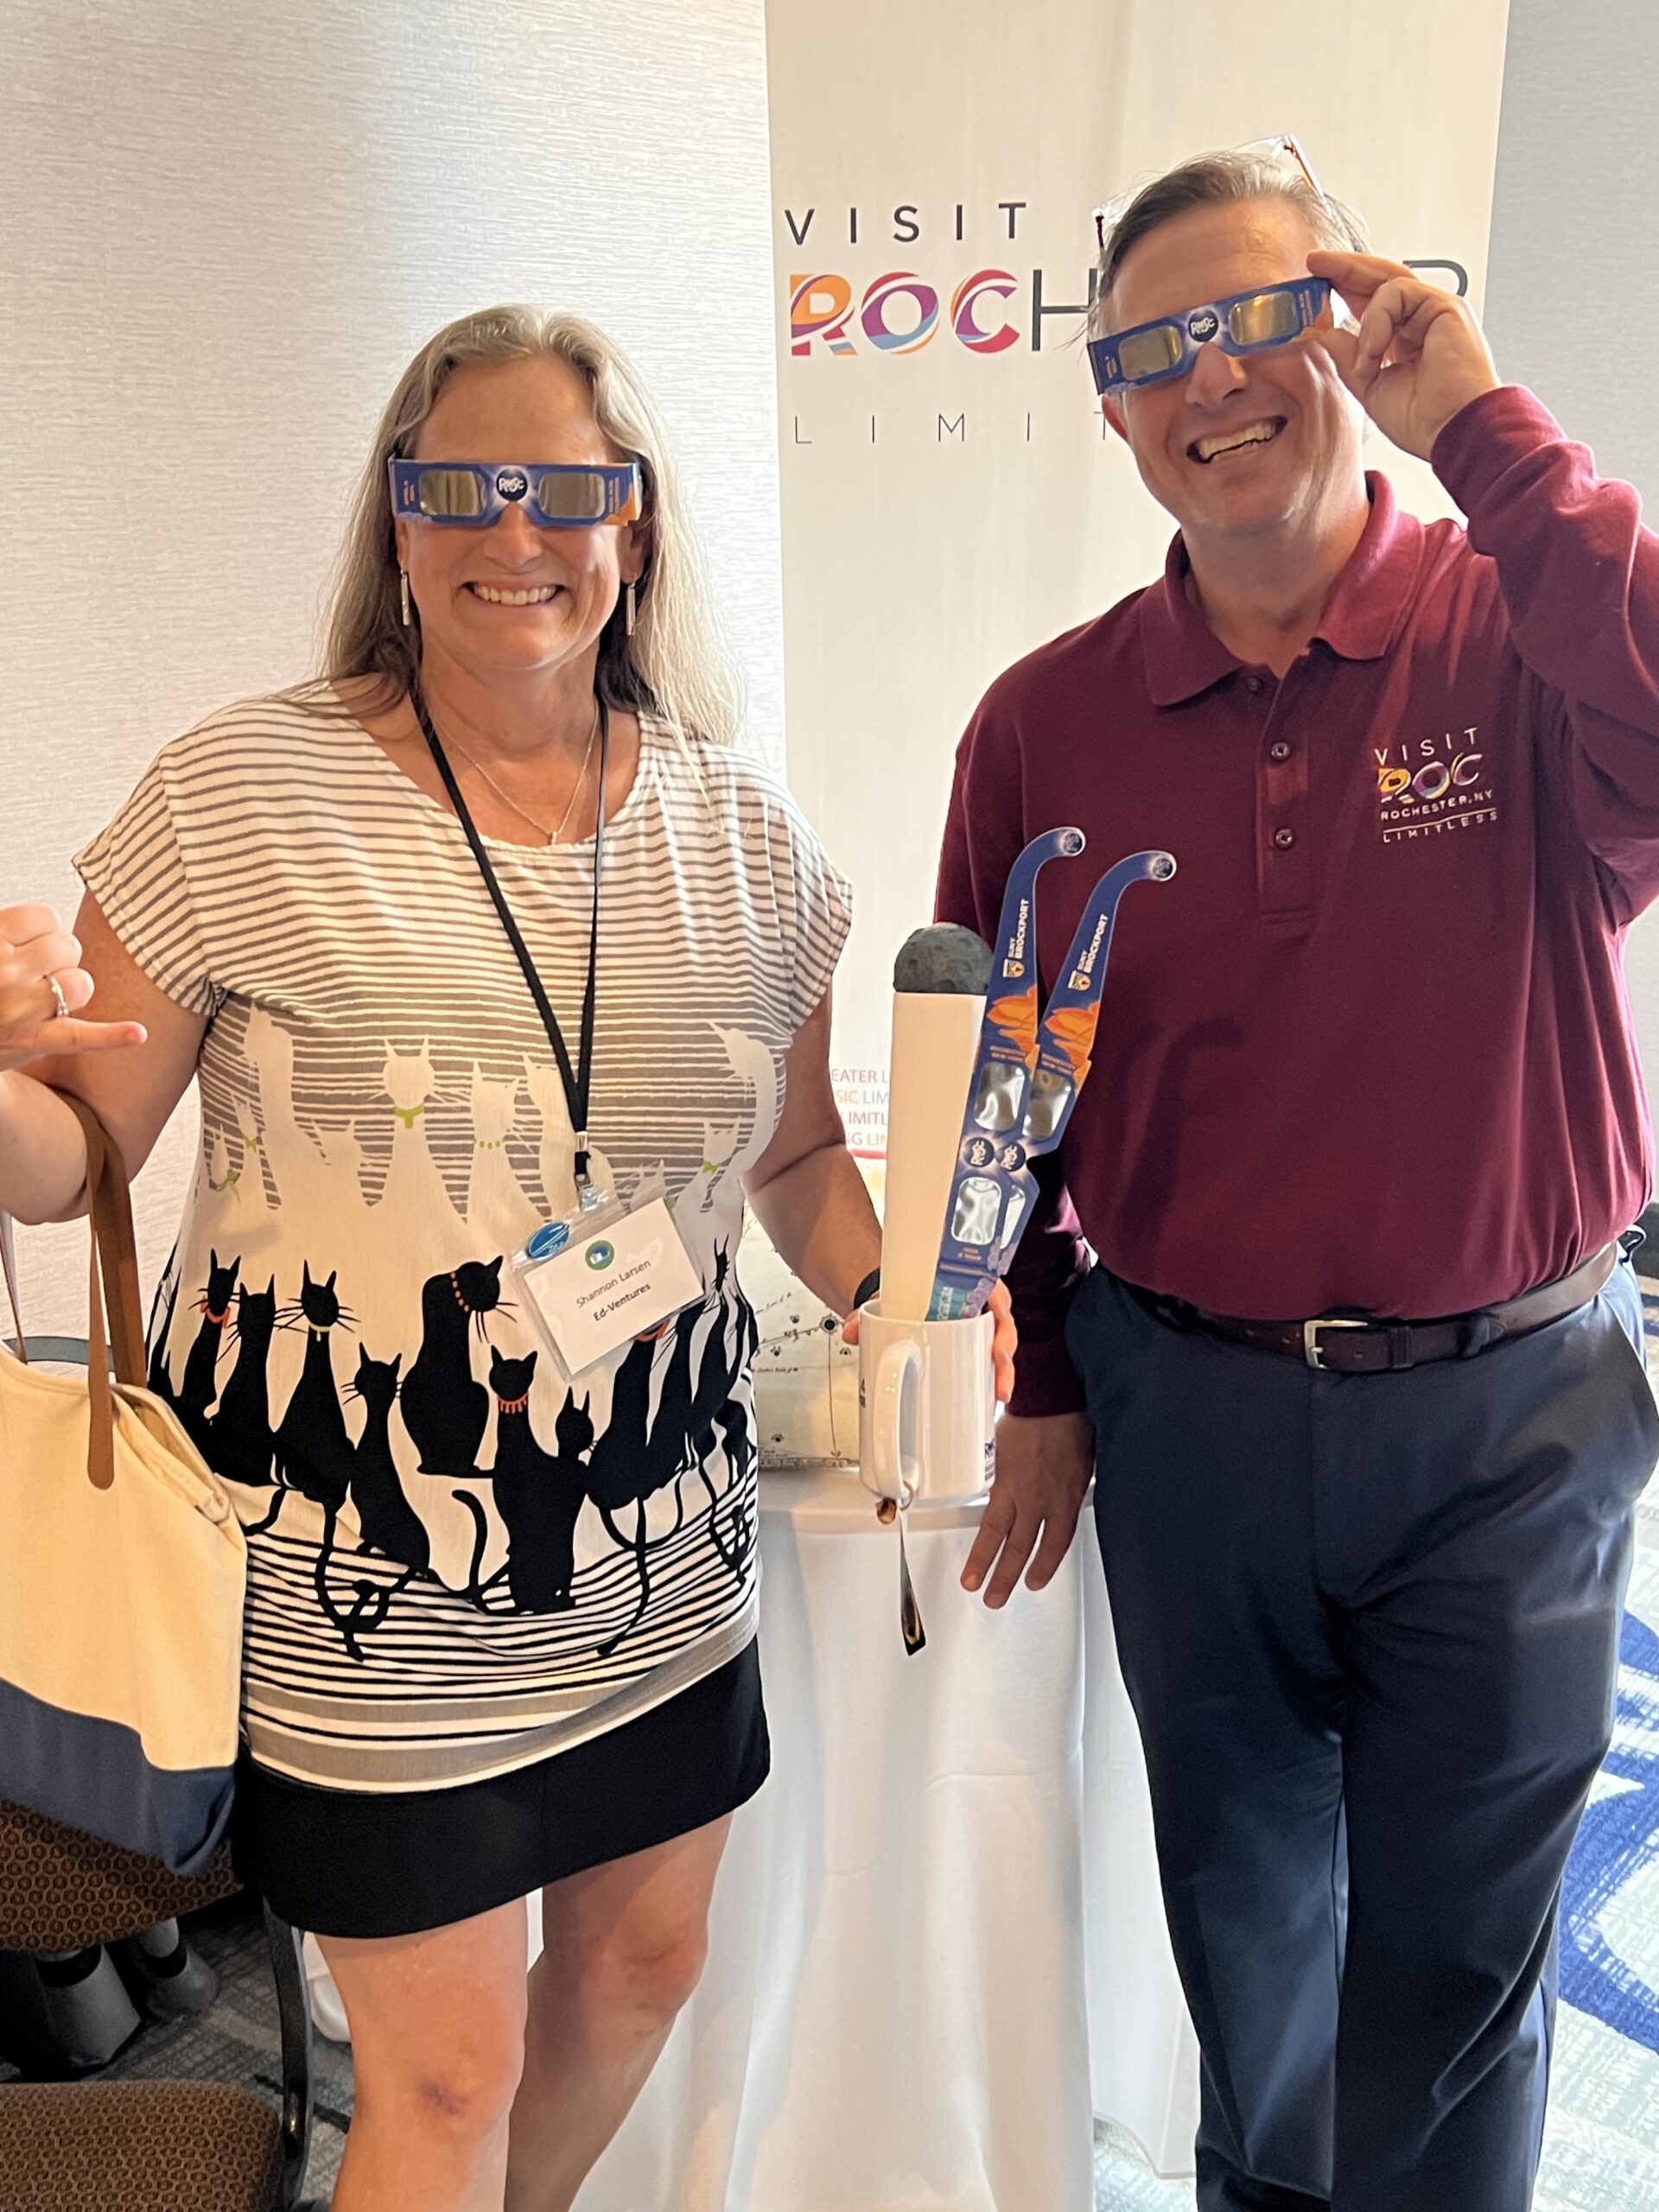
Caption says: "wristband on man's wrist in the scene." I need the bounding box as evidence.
[851,1267,881,1313]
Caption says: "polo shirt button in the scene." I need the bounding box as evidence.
[1245,675,1265,695]
[1274,827,1295,849]
[1270,741,1291,762]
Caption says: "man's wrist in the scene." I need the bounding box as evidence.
[1421,376,1504,462]
[1429,384,1566,510]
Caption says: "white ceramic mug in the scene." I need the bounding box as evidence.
[857,1303,996,1506]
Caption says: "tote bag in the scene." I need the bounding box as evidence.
[0,1094,245,1874]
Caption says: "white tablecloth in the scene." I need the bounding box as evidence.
[1078,1532,1203,2173]
[306,1469,1199,2206]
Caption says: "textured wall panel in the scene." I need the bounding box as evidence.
[1485,0,1659,1138]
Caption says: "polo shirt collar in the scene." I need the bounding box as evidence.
[1138,470,1426,707]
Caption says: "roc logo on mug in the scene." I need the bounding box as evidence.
[585,1241,616,1272]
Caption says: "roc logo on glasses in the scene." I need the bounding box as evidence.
[389,459,644,529]
[1088,276,1332,397]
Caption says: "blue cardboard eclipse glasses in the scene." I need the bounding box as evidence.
[1087,276,1332,397]
[390,459,644,528]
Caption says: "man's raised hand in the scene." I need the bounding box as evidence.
[1308,250,1501,461]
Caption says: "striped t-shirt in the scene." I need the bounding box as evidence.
[76,691,852,1791]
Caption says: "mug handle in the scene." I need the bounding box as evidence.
[873,1340,922,1507]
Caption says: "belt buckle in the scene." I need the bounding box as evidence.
[1303,1316,1367,1370]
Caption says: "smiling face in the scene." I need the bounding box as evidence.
[393,354,644,690]
[1102,196,1364,556]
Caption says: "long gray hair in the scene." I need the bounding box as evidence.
[320,305,742,747]
[1091,149,1369,340]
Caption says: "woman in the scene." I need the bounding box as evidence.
[0,305,1011,2212]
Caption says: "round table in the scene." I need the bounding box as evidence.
[572,1467,1198,2210]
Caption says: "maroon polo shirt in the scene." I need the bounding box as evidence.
[937,387,1659,1417]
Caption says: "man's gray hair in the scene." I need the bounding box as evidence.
[1090,149,1370,340]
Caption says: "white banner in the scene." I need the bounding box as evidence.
[766,0,1513,1154]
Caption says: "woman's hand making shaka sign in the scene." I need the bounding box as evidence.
[0,903,147,1075]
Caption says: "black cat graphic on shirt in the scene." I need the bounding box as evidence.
[490,1351,593,1612]
[401,1257,505,1474]
[207,1276,277,1488]
[346,1349,431,1578]
[178,1250,239,1440]
[581,1262,758,1655]
[149,1249,238,1452]
[246,1265,354,1532]
[454,1352,594,1614]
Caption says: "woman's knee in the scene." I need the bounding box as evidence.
[328,1914,529,2143]
[586,1897,712,2024]
[622,1911,711,2019]
[356,2011,527,2147]
[538,1821,728,2034]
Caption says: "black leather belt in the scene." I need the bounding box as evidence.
[1154,1243,1621,1374]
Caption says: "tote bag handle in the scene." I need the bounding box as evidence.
[0,1211,23,1370]
[0,1092,148,1492]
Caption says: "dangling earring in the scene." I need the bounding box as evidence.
[399,569,412,628]
[624,581,637,639]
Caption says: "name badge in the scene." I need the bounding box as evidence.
[514,1195,704,1376]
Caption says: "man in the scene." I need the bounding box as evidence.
[937,144,1659,2211]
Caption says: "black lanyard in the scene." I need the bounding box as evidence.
[411,683,608,1192]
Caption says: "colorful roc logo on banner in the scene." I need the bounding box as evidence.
[790,269,1024,357]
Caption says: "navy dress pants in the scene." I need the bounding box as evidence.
[1068,1258,1657,2212]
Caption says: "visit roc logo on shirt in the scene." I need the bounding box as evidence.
[1374,726,1497,842]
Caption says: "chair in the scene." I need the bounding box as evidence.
[0,1799,316,2211]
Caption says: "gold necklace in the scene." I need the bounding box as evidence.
[447,697,601,846]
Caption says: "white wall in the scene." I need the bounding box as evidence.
[0,0,782,1333]
[1484,0,1659,1141]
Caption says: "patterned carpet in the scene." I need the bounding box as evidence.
[1096,1523,1659,2212]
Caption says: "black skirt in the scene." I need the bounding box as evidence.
[229,1640,768,1939]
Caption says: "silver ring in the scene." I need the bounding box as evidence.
[44,972,70,1024]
